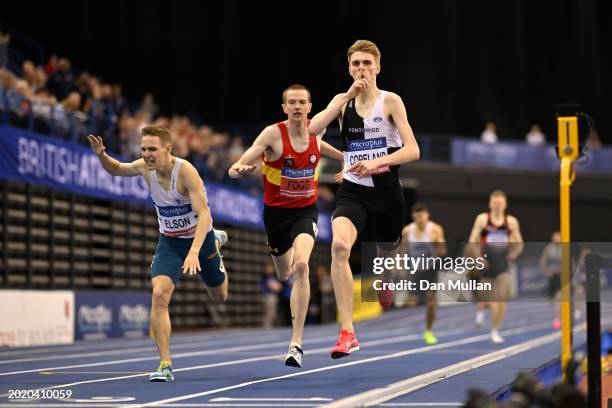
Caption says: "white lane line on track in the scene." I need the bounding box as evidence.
[0,331,293,359]
[210,398,332,401]
[0,302,555,371]
[2,335,288,365]
[0,404,463,408]
[0,340,303,377]
[0,308,437,364]
[379,404,462,407]
[323,332,563,407]
[0,321,549,398]
[0,405,312,408]
[117,324,551,408]
[0,297,543,359]
[0,307,489,374]
[325,319,608,408]
[0,304,478,368]
[0,306,416,358]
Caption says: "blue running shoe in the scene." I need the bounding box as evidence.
[149,361,174,382]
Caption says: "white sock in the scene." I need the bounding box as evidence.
[476,310,485,324]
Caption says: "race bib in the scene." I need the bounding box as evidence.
[280,167,316,198]
[344,137,390,173]
[156,204,198,237]
[486,230,509,243]
[485,230,509,251]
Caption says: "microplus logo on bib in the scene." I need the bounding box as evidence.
[347,137,387,152]
[282,168,315,178]
[157,204,192,217]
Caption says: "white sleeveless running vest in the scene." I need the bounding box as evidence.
[341,90,403,187]
[407,222,435,257]
[150,158,212,238]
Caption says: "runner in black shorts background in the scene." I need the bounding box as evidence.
[467,190,524,344]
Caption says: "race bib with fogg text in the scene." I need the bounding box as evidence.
[156,203,198,238]
[280,167,316,198]
[344,137,390,173]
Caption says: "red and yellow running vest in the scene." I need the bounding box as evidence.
[262,121,320,208]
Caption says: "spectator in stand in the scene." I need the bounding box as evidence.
[525,124,546,146]
[8,79,33,126]
[118,114,140,159]
[0,68,15,89]
[172,133,191,158]
[84,77,109,138]
[44,54,59,76]
[118,110,152,158]
[134,110,152,133]
[138,92,159,119]
[75,72,92,110]
[0,47,265,191]
[226,136,245,165]
[188,126,213,176]
[480,122,498,144]
[0,31,9,69]
[261,261,283,328]
[6,79,32,126]
[61,91,81,112]
[585,130,603,150]
[54,91,85,139]
[100,84,113,109]
[96,83,118,145]
[35,67,47,93]
[46,58,75,101]
[14,79,34,99]
[111,84,128,116]
[22,61,38,90]
[30,85,56,133]
[21,61,47,95]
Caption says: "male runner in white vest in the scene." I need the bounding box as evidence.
[308,40,420,358]
[88,126,228,381]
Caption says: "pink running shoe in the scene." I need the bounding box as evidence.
[330,328,360,359]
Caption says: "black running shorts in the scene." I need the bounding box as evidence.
[263,204,319,256]
[332,180,405,249]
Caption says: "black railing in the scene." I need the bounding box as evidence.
[584,253,611,408]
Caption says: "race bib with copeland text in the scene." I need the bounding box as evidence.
[344,137,390,173]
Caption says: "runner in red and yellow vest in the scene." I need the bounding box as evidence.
[262,120,320,208]
[228,84,343,369]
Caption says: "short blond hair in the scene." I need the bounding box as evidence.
[347,40,381,64]
[141,126,172,145]
[282,84,311,104]
[490,190,507,200]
